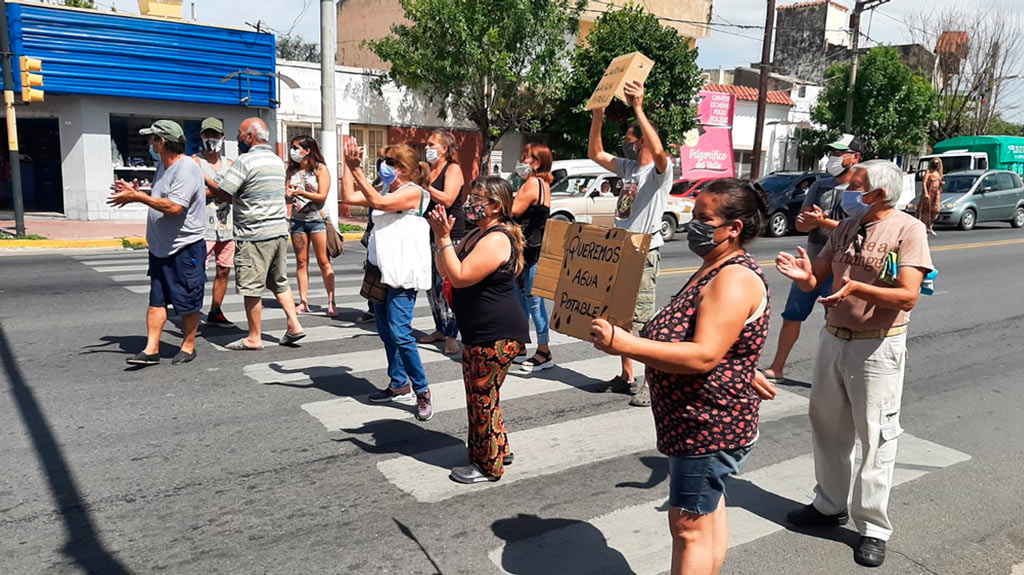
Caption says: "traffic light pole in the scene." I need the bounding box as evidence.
[0,0,25,236]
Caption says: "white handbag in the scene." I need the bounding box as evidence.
[372,185,432,291]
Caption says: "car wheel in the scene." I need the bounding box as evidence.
[767,212,789,237]
[959,208,976,231]
[1011,206,1024,228]
[660,214,677,242]
[550,213,572,223]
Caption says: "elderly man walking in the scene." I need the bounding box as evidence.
[211,118,304,350]
[776,160,933,568]
[108,120,207,366]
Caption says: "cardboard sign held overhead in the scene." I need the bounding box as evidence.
[533,222,651,341]
[585,52,655,111]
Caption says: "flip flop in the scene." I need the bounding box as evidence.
[224,339,263,351]
[280,331,306,346]
[355,312,375,324]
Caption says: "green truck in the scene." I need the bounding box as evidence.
[919,135,1024,177]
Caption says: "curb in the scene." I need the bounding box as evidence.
[341,232,364,242]
[1,233,365,250]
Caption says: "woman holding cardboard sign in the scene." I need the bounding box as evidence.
[429,176,528,484]
[589,179,777,575]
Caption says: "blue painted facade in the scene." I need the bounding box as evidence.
[3,1,277,108]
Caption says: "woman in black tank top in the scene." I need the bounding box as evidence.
[419,130,466,355]
[511,143,554,372]
[428,176,527,484]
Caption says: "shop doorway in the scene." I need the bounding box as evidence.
[0,118,64,214]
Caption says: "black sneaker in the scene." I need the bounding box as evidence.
[786,504,849,527]
[368,384,414,404]
[206,309,233,326]
[126,351,160,366]
[854,536,886,567]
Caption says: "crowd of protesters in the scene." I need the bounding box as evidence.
[108,77,933,573]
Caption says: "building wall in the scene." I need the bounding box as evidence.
[774,3,828,80]
[583,0,712,40]
[388,126,483,188]
[336,0,405,69]
[732,101,794,176]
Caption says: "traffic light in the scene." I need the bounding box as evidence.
[19,56,43,103]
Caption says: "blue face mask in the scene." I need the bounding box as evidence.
[379,163,397,185]
[842,189,873,219]
[149,145,161,162]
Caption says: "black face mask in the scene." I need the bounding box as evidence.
[687,220,726,257]
[622,140,639,161]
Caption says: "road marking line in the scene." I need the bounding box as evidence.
[375,390,810,504]
[488,433,970,575]
[90,263,366,274]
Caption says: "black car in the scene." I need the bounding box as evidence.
[759,172,828,237]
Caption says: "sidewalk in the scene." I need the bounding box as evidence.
[0,214,369,249]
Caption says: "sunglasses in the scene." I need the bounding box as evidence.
[290,145,305,151]
[383,157,397,166]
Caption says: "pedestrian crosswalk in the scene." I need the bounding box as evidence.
[71,249,974,573]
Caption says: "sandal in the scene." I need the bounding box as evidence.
[326,304,338,318]
[355,312,375,324]
[518,350,554,372]
[225,339,263,351]
[296,302,310,314]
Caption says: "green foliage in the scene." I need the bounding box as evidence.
[985,114,1024,137]
[0,234,47,240]
[369,0,586,170]
[61,0,95,8]
[809,46,937,158]
[544,4,702,158]
[121,238,146,250]
[337,223,365,233]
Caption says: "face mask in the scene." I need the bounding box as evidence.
[687,220,726,257]
[464,198,489,223]
[378,163,397,185]
[514,162,532,178]
[425,148,440,164]
[149,145,161,162]
[289,148,306,164]
[622,140,639,161]
[842,189,874,219]
[826,155,847,176]
[202,138,223,153]
[237,137,251,154]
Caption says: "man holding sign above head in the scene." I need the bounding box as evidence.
[588,79,672,407]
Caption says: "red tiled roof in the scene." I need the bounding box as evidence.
[703,84,795,107]
[935,31,968,57]
[778,0,849,12]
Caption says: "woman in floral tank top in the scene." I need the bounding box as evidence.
[590,179,777,575]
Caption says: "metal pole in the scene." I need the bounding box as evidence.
[844,2,862,132]
[751,0,776,179]
[319,0,339,227]
[0,0,25,236]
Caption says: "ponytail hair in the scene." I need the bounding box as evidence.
[473,176,525,275]
[702,178,769,246]
[385,143,431,187]
[430,129,460,164]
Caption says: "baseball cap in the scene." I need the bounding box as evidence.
[139,120,185,144]
[827,133,865,155]
[201,117,224,134]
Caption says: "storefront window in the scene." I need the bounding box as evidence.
[110,115,212,191]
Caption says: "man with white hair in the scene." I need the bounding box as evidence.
[211,117,304,349]
[775,159,933,568]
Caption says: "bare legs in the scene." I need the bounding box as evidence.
[243,296,263,347]
[292,231,335,312]
[763,319,801,381]
[143,306,199,355]
[669,496,729,575]
[292,232,311,310]
[309,231,336,312]
[211,265,230,311]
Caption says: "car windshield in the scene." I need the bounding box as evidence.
[942,175,977,194]
[551,175,598,196]
[759,175,796,195]
[671,180,693,195]
[920,156,974,174]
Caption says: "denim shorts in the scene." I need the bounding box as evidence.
[668,444,754,515]
[781,276,834,322]
[289,218,326,235]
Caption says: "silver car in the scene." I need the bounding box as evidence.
[905,169,1024,230]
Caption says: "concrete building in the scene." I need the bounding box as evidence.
[702,84,797,177]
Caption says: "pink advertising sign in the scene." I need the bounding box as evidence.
[696,90,736,127]
[680,126,735,178]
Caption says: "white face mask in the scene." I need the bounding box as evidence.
[425,148,440,164]
[515,161,533,178]
[289,148,306,164]
[202,137,223,153]
[826,155,847,176]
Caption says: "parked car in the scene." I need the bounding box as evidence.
[904,169,1024,230]
[670,177,719,199]
[758,172,827,237]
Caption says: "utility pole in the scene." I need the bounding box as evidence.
[320,0,339,226]
[0,0,25,236]
[844,0,893,132]
[751,0,776,179]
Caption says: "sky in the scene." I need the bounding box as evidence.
[96,0,1024,122]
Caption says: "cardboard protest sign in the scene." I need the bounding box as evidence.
[585,52,655,111]
[534,222,651,341]
[530,219,571,301]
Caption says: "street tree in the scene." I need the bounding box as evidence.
[544,4,702,158]
[277,35,321,63]
[369,0,586,173]
[906,3,1023,142]
[809,46,936,159]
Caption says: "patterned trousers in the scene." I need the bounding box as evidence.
[916,192,939,229]
[462,339,523,478]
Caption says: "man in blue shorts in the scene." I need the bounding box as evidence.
[109,120,207,366]
[761,134,863,383]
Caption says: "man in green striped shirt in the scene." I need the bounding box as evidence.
[212,118,305,350]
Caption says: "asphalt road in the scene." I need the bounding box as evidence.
[1,223,1024,575]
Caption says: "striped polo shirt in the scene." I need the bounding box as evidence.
[219,144,288,241]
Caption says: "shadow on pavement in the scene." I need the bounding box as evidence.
[491,513,634,575]
[727,478,859,550]
[778,378,812,390]
[615,456,668,490]
[393,518,444,574]
[335,419,465,470]
[261,362,379,398]
[0,324,133,574]
[79,335,177,358]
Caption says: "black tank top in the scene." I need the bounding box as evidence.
[451,226,529,346]
[429,161,466,241]
[516,177,550,265]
